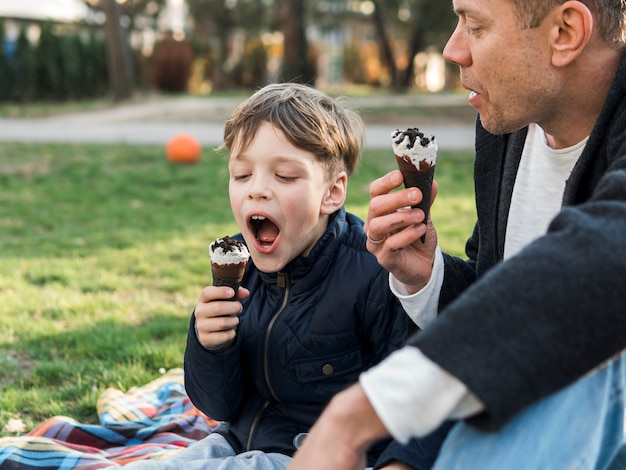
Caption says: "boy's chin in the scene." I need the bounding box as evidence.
[250,254,288,274]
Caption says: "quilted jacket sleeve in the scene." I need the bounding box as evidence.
[183,313,247,421]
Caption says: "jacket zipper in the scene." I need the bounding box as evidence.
[245,271,290,451]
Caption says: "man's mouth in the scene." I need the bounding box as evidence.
[468,89,481,107]
[249,214,280,250]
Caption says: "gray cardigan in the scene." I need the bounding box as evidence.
[409,52,626,431]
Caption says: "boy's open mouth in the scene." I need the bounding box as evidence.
[250,215,280,250]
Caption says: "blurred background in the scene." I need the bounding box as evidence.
[0,0,460,103]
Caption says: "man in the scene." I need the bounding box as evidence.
[289,0,626,468]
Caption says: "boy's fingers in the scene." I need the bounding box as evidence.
[198,285,235,303]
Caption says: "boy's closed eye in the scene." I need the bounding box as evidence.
[276,174,298,182]
[229,161,251,181]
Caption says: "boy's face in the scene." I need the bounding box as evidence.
[228,122,344,273]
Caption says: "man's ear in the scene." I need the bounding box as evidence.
[320,171,347,215]
[550,1,593,67]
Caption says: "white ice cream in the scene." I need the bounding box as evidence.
[391,128,438,169]
[209,237,250,265]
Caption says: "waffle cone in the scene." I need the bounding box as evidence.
[396,155,435,242]
[211,262,246,299]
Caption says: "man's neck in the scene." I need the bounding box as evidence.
[543,49,622,149]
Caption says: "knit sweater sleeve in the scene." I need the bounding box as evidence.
[408,133,626,430]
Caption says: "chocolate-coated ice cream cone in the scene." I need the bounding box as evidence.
[396,156,435,242]
[211,262,247,289]
[391,128,437,243]
[209,236,250,300]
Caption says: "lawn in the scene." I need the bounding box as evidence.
[0,141,475,436]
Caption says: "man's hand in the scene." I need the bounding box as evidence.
[289,384,390,469]
[194,285,249,349]
[364,170,438,294]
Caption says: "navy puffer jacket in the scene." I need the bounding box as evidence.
[184,208,409,465]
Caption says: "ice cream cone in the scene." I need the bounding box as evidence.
[391,128,437,243]
[209,236,250,300]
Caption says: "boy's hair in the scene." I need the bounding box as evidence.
[512,0,626,48]
[223,83,364,177]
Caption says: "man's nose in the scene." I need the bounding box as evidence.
[443,24,471,67]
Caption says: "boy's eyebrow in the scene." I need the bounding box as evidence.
[272,156,306,164]
[228,153,309,167]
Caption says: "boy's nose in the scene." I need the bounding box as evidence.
[247,176,272,200]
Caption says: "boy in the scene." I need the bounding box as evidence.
[128,83,447,469]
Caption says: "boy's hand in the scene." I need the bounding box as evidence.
[194,285,250,349]
[364,170,438,294]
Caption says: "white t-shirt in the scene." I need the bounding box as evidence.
[360,124,586,443]
[504,123,587,259]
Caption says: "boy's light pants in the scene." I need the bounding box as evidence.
[123,433,292,469]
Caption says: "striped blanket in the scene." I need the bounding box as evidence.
[0,369,220,469]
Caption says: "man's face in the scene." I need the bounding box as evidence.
[444,0,560,135]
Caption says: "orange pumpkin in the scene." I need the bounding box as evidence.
[166,134,201,164]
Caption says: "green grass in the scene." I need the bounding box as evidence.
[0,142,475,436]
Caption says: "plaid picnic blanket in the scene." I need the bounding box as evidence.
[0,369,220,469]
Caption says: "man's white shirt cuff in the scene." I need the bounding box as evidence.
[360,347,484,443]
[389,246,444,329]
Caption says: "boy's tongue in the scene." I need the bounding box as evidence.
[258,219,279,244]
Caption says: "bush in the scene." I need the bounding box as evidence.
[81,32,109,98]
[152,34,194,93]
[14,27,37,101]
[0,21,110,102]
[232,37,268,88]
[36,23,63,100]
[0,22,15,101]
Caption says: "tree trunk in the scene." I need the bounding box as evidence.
[401,25,425,89]
[101,0,134,101]
[370,0,397,88]
[278,0,315,84]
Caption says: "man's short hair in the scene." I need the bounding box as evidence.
[513,0,626,48]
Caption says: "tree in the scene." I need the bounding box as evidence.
[186,0,271,90]
[276,0,316,84]
[369,0,456,90]
[84,0,167,100]
[100,0,134,100]
[186,0,237,90]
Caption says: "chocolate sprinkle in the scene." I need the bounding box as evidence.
[393,128,436,149]
[210,236,245,254]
